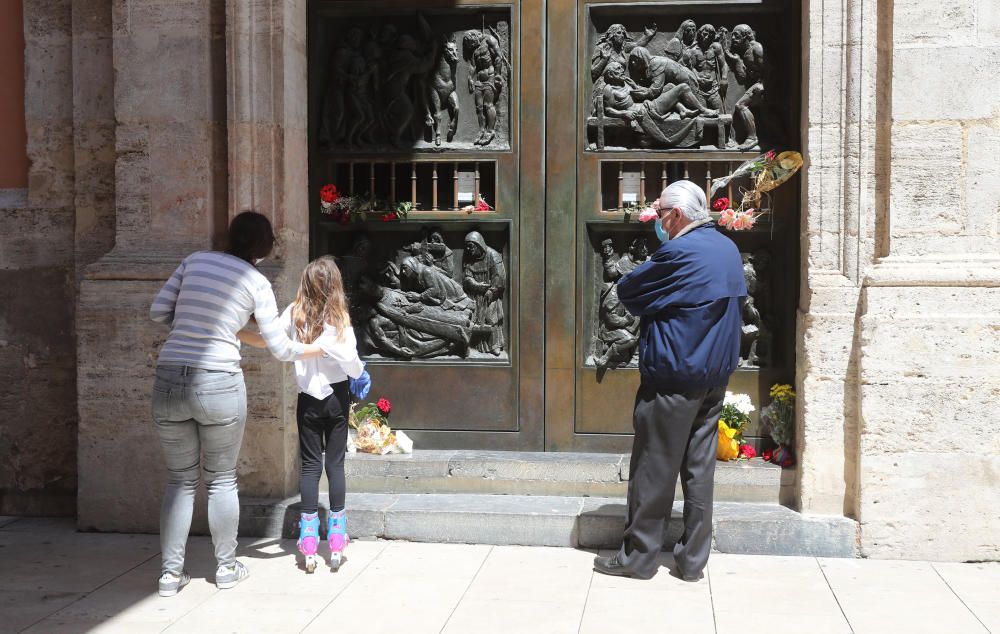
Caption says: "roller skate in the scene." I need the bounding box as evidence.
[327,509,349,572]
[297,512,321,573]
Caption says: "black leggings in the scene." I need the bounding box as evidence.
[296,381,350,514]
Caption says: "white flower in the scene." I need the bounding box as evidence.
[724,391,755,415]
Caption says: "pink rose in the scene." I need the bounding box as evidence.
[718,208,736,229]
[638,208,659,223]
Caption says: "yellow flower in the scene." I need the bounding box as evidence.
[717,420,740,461]
[769,383,796,402]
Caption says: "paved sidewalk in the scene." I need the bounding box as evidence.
[0,517,996,634]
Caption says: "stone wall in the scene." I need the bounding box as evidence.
[852,0,1000,560]
[75,0,310,533]
[0,0,79,516]
[800,0,1000,561]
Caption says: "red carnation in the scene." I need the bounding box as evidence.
[475,197,491,211]
[377,398,391,415]
[762,448,773,463]
[320,184,339,204]
[765,151,777,162]
[739,443,757,459]
[712,197,730,212]
[381,212,398,222]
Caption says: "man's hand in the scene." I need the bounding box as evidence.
[349,368,371,399]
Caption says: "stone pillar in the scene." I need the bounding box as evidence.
[224,0,309,499]
[853,0,1000,560]
[77,0,231,532]
[797,0,881,517]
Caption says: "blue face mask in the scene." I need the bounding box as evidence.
[654,219,669,243]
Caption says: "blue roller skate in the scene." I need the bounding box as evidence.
[297,512,321,573]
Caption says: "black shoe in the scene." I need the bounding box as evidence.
[593,554,655,580]
[668,567,704,583]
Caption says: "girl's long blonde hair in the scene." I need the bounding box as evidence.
[292,256,351,344]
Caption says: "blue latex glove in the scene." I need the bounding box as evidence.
[349,369,371,399]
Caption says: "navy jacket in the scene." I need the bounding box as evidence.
[617,223,746,392]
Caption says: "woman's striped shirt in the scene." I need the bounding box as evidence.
[150,251,305,372]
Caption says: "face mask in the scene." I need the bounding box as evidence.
[654,219,669,243]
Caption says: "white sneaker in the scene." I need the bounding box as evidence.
[158,571,191,597]
[215,561,249,589]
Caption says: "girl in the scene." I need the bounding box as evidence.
[244,256,370,572]
[150,211,330,597]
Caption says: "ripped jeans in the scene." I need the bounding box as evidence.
[152,365,247,576]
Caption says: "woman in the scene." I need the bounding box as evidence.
[149,211,328,597]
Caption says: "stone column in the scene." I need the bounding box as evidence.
[224,0,310,499]
[77,0,232,532]
[797,0,882,517]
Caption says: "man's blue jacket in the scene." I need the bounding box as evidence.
[617,223,746,392]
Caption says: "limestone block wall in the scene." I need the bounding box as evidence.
[851,0,1000,560]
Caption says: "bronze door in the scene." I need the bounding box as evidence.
[308,0,545,450]
[544,0,801,451]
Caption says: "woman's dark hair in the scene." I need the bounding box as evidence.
[226,211,275,264]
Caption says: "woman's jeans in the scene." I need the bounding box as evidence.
[152,365,247,576]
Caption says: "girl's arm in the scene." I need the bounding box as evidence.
[316,326,366,378]
[237,330,267,348]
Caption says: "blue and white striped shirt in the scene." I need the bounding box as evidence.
[150,251,306,372]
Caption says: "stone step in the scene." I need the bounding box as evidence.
[344,450,790,503]
[240,493,856,558]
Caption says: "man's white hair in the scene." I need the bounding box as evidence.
[659,180,710,222]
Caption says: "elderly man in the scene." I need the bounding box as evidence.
[594,180,746,581]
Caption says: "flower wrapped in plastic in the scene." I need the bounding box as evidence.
[347,399,412,455]
[717,420,740,461]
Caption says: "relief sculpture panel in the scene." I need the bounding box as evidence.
[586,15,772,152]
[315,10,512,152]
[585,234,774,371]
[587,234,652,370]
[335,227,509,362]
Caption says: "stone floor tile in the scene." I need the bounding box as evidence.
[0,517,76,532]
[229,538,387,596]
[443,598,585,634]
[0,516,21,529]
[306,570,472,634]
[162,591,323,633]
[820,558,989,634]
[0,530,158,593]
[0,590,83,633]
[584,552,714,633]
[580,592,715,634]
[710,555,851,633]
[463,545,593,603]
[361,541,492,578]
[933,562,1000,632]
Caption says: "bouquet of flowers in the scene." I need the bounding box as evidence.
[760,383,795,466]
[461,195,492,213]
[709,150,803,231]
[717,391,756,461]
[319,183,413,224]
[347,397,412,455]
